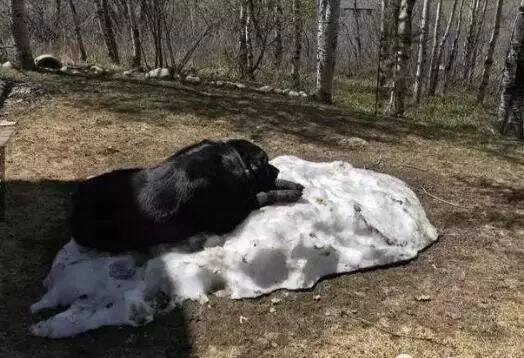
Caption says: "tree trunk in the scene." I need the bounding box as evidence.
[463,0,480,80]
[428,0,459,96]
[68,0,87,62]
[314,0,342,103]
[378,0,400,87]
[273,0,283,69]
[10,0,35,70]
[291,0,303,88]
[239,0,248,78]
[353,0,362,57]
[467,0,487,85]
[413,0,431,103]
[127,0,141,68]
[477,0,504,103]
[94,0,120,64]
[428,0,443,95]
[55,0,62,28]
[246,0,254,77]
[498,1,524,138]
[387,0,416,116]
[442,0,465,94]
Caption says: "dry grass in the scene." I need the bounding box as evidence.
[0,71,522,357]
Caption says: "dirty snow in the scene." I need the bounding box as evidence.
[31,156,438,338]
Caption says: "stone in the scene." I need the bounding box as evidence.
[338,137,369,149]
[1,62,13,69]
[288,90,300,97]
[257,85,273,93]
[90,66,105,75]
[185,75,201,84]
[35,54,62,70]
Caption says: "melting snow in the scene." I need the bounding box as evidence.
[31,156,438,338]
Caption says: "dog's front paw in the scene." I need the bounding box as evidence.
[275,179,305,192]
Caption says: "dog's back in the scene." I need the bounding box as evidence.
[71,168,153,251]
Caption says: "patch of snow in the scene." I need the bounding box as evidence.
[145,68,171,80]
[30,156,438,338]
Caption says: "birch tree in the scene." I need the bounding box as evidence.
[239,0,248,77]
[126,0,141,68]
[428,0,442,95]
[467,0,487,84]
[387,0,416,116]
[314,0,341,103]
[273,0,283,69]
[67,0,87,62]
[477,0,504,103]
[291,0,303,88]
[378,0,400,88]
[442,0,465,94]
[428,0,458,96]
[353,0,362,57]
[463,0,480,81]
[10,0,35,70]
[245,0,254,75]
[94,0,120,65]
[498,1,524,138]
[413,0,431,103]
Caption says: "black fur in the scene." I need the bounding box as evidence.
[71,139,303,252]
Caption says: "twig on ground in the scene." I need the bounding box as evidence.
[351,316,453,348]
[419,186,467,209]
[399,164,429,172]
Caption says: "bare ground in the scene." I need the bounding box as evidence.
[0,72,522,357]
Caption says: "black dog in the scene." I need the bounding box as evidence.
[71,139,304,252]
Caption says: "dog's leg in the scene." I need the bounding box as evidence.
[256,190,303,208]
[275,179,304,191]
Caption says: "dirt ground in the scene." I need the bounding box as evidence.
[0,72,522,357]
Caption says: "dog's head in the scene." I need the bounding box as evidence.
[227,139,279,192]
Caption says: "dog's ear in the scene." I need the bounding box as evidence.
[226,139,268,166]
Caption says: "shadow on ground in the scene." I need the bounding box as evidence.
[15,72,522,154]
[0,180,192,358]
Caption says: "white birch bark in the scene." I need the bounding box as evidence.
[387,0,416,116]
[498,1,524,137]
[442,0,465,95]
[477,0,504,103]
[315,0,342,103]
[413,0,432,103]
[428,0,443,95]
[428,0,459,96]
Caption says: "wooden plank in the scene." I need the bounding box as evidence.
[0,145,4,221]
[0,123,15,222]
[0,124,16,147]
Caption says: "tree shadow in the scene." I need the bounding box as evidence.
[30,72,521,159]
[0,179,193,358]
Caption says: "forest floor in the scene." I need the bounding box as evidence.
[0,70,522,357]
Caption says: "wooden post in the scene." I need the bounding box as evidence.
[0,124,16,222]
[0,145,5,222]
